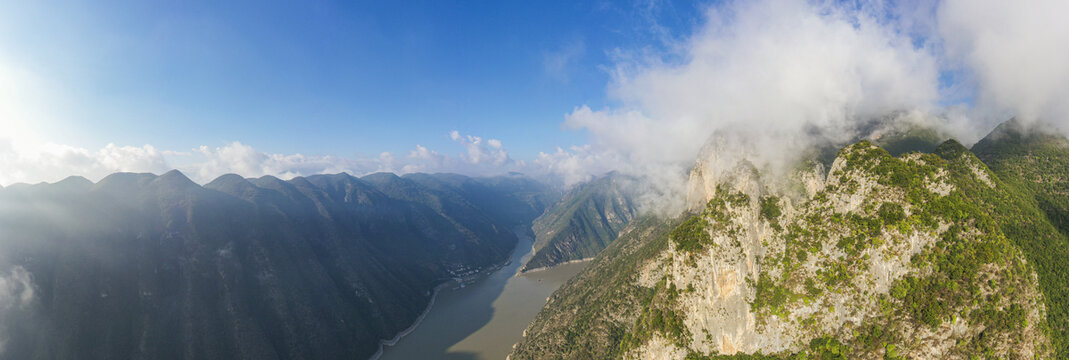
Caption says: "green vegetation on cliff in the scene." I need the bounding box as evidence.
[511,215,683,358]
[513,134,1060,359]
[525,173,638,271]
[971,119,1069,356]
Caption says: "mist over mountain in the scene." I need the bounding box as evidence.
[0,170,556,359]
[512,121,1069,359]
[2,0,1069,359]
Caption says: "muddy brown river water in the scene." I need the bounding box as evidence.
[377,231,588,360]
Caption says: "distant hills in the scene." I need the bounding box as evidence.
[0,171,556,360]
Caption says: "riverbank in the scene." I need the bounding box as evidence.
[370,230,523,360]
[520,257,593,273]
[368,281,448,360]
[377,228,588,360]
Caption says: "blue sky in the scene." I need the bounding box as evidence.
[0,0,704,158]
[2,0,1067,187]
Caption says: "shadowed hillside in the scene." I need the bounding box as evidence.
[0,171,555,360]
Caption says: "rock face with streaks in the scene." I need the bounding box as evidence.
[512,135,1059,359]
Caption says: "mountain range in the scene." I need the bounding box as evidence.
[4,119,1069,360]
[0,171,556,360]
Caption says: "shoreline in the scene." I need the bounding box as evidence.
[370,228,529,360]
[520,257,593,274]
[368,281,449,360]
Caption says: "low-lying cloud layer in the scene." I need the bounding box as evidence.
[0,266,34,354]
[0,132,522,186]
[0,140,171,186]
[541,0,1069,206]
[536,0,947,211]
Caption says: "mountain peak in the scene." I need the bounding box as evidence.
[54,175,94,191]
[205,174,259,197]
[155,169,198,188]
[205,173,250,188]
[934,138,969,159]
[250,175,284,186]
[361,172,402,183]
[94,172,158,192]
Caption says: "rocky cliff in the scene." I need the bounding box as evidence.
[512,136,1063,359]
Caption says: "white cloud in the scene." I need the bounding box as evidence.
[183,141,394,183]
[939,0,1069,127]
[402,144,447,173]
[0,266,34,355]
[534,144,627,187]
[0,131,529,186]
[0,266,33,311]
[448,130,511,166]
[0,56,176,186]
[0,141,170,186]
[4,0,1069,197]
[608,0,936,158]
[97,144,170,173]
[534,0,942,212]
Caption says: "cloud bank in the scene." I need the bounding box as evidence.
[538,0,945,211]
[0,266,34,355]
[0,140,171,186]
[534,0,1069,210]
[939,0,1069,125]
[0,131,522,186]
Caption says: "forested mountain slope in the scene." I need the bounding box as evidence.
[524,173,638,272]
[0,171,553,360]
[972,119,1069,356]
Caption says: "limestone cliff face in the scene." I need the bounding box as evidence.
[685,137,741,210]
[512,140,1055,360]
[630,142,1048,359]
[685,137,826,211]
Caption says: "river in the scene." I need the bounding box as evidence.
[377,230,589,360]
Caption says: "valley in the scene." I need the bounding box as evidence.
[3,1,1067,359]
[378,229,587,360]
[0,171,556,360]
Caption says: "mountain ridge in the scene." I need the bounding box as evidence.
[523,172,639,272]
[0,170,557,360]
[511,128,1063,359]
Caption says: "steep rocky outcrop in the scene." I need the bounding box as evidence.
[512,139,1058,359]
[0,171,554,360]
